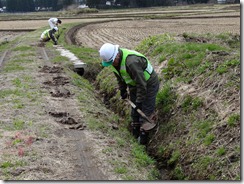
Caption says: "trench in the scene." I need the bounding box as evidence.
[68,71,170,179]
[78,62,171,180]
[64,25,172,180]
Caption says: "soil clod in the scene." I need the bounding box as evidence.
[43,76,70,86]
[49,111,69,117]
[39,65,63,73]
[50,87,72,98]
[56,117,78,125]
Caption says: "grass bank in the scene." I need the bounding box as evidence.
[73,30,240,180]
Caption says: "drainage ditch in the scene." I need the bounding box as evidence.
[54,49,171,179]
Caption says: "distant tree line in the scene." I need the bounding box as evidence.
[0,0,75,12]
[86,0,214,8]
[0,0,240,12]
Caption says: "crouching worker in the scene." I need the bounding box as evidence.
[39,27,58,46]
[99,43,159,145]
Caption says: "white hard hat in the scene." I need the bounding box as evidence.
[99,43,119,67]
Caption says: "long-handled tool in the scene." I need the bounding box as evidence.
[125,99,157,131]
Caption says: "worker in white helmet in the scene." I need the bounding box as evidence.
[48,17,62,30]
[99,43,159,145]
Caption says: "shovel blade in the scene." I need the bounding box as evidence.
[141,122,156,131]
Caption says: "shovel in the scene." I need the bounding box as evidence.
[125,99,157,131]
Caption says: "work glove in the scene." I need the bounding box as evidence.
[120,89,128,100]
[54,41,57,45]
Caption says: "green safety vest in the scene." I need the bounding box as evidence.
[43,29,51,39]
[111,48,153,86]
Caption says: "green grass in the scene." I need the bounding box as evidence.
[173,165,185,180]
[102,147,113,154]
[131,143,155,167]
[37,125,50,138]
[136,33,239,86]
[157,145,166,155]
[167,150,180,166]
[13,45,34,52]
[12,138,22,145]
[195,120,212,139]
[0,161,14,169]
[13,119,25,130]
[115,137,127,147]
[159,41,226,79]
[12,78,22,87]
[71,72,94,91]
[216,147,226,156]
[52,55,69,63]
[216,32,240,48]
[181,95,203,113]
[216,65,228,74]
[87,117,107,130]
[114,166,128,174]
[203,133,215,146]
[0,40,11,51]
[192,156,215,174]
[0,89,23,98]
[227,114,240,127]
[0,159,26,180]
[156,82,177,115]
[13,99,25,109]
[18,52,36,57]
[2,64,25,72]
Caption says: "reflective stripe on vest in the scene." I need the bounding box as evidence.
[111,48,153,86]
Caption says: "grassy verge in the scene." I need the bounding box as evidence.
[0,35,53,179]
[87,31,240,180]
[136,32,240,180]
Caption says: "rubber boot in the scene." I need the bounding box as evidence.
[138,130,148,145]
[131,122,140,139]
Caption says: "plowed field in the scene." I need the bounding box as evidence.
[74,16,240,50]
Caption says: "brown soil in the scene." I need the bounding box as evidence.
[74,17,240,50]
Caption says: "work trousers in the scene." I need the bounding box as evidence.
[129,77,159,123]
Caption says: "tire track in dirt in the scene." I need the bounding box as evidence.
[1,39,113,179]
[0,50,8,68]
[36,46,108,179]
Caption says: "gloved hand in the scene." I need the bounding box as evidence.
[120,89,128,100]
[54,41,57,45]
[135,102,142,111]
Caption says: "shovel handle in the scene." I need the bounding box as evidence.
[125,99,154,124]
